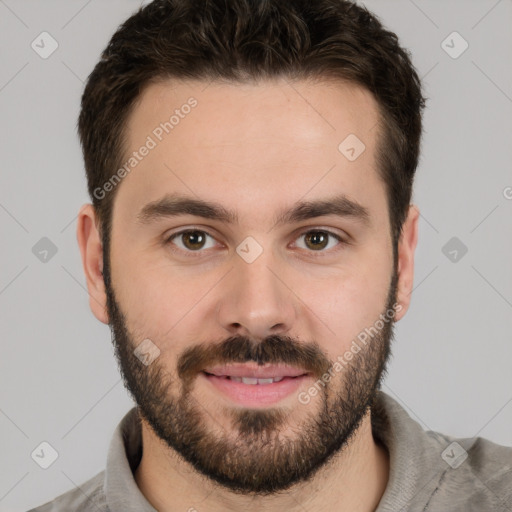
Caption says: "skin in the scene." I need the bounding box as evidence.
[77,77,419,511]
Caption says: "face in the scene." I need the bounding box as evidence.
[81,78,417,494]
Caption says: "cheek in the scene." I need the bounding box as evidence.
[304,265,391,359]
[112,255,223,350]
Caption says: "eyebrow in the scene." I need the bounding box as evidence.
[136,193,371,228]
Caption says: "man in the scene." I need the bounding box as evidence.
[30,0,512,511]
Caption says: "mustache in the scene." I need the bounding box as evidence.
[177,335,333,386]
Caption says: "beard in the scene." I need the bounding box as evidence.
[103,247,398,495]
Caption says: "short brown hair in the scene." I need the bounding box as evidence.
[78,0,426,261]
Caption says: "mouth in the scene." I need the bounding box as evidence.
[205,375,290,384]
[200,364,312,406]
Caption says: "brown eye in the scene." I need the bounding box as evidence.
[304,231,329,250]
[181,231,207,250]
[295,229,344,254]
[167,230,216,252]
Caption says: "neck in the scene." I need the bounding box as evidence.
[134,409,389,512]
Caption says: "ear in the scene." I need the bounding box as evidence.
[76,204,109,324]
[393,204,419,322]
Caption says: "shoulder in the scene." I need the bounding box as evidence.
[426,431,512,509]
[372,391,512,510]
[27,470,107,512]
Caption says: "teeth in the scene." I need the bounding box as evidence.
[228,376,285,385]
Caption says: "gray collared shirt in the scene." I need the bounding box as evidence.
[28,390,512,511]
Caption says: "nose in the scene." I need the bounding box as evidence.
[216,248,297,341]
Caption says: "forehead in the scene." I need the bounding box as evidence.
[127,77,380,149]
[115,77,385,229]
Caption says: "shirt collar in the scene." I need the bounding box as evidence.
[104,407,156,512]
[372,390,447,511]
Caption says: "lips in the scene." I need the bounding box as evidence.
[204,374,292,385]
[203,363,309,381]
[201,366,312,406]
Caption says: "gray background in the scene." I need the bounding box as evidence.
[1,0,511,510]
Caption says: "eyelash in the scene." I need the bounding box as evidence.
[164,228,347,258]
